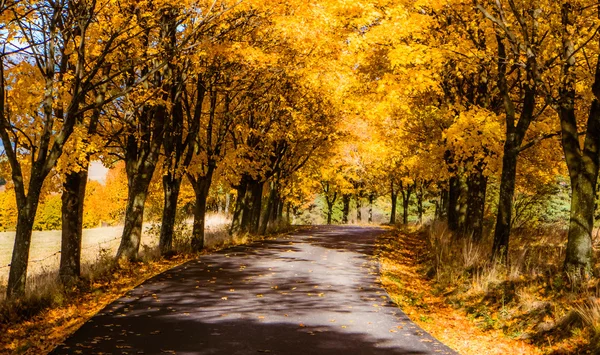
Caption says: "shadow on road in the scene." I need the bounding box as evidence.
[51,225,455,355]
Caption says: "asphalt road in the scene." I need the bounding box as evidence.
[51,225,457,355]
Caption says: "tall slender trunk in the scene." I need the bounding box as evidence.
[259,181,277,235]
[190,168,214,251]
[233,176,263,235]
[356,196,362,222]
[416,186,424,225]
[60,81,104,284]
[390,180,397,224]
[59,169,88,284]
[7,187,42,298]
[368,194,374,223]
[457,175,468,232]
[230,180,248,235]
[491,144,518,262]
[559,3,600,278]
[117,171,154,260]
[401,185,412,225]
[277,198,284,222]
[448,177,460,231]
[159,173,182,255]
[327,202,334,225]
[247,180,263,234]
[269,191,280,226]
[342,194,351,224]
[466,170,487,242]
[489,33,537,263]
[439,188,448,220]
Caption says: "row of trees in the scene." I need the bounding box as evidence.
[0,0,364,299]
[5,0,600,301]
[314,0,600,282]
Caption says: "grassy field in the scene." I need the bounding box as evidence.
[0,214,231,286]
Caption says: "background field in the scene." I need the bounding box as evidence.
[0,214,231,286]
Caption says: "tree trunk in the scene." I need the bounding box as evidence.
[259,181,277,235]
[491,144,518,263]
[6,194,40,298]
[225,193,231,217]
[390,180,397,225]
[230,180,248,235]
[327,201,334,225]
[416,186,424,225]
[269,192,280,226]
[401,186,412,225]
[116,173,153,261]
[438,188,448,220]
[247,180,263,234]
[368,194,374,223]
[559,5,600,279]
[277,198,284,222]
[59,169,88,285]
[466,170,487,242]
[356,196,362,223]
[489,33,537,263]
[448,177,460,231]
[190,170,214,252]
[159,173,182,256]
[564,174,597,276]
[457,175,468,232]
[342,194,351,224]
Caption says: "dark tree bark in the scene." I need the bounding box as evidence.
[436,188,449,221]
[472,5,543,264]
[231,175,263,235]
[390,180,398,225]
[269,191,280,226]
[259,181,277,235]
[492,143,519,261]
[368,193,374,223]
[247,180,264,234]
[466,169,487,242]
[117,165,157,260]
[326,200,335,225]
[447,176,460,231]
[59,73,106,285]
[356,195,362,222]
[159,173,182,255]
[416,184,424,225]
[457,175,468,232]
[189,166,215,251]
[6,185,43,298]
[342,194,351,224]
[117,13,177,260]
[59,170,88,284]
[400,183,413,225]
[322,181,338,225]
[230,179,248,235]
[559,4,600,278]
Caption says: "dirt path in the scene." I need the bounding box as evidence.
[51,226,456,355]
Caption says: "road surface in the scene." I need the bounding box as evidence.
[51,225,456,355]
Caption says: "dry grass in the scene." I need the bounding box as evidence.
[378,222,600,354]
[0,213,231,286]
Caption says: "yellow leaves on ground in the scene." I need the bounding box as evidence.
[377,231,541,355]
